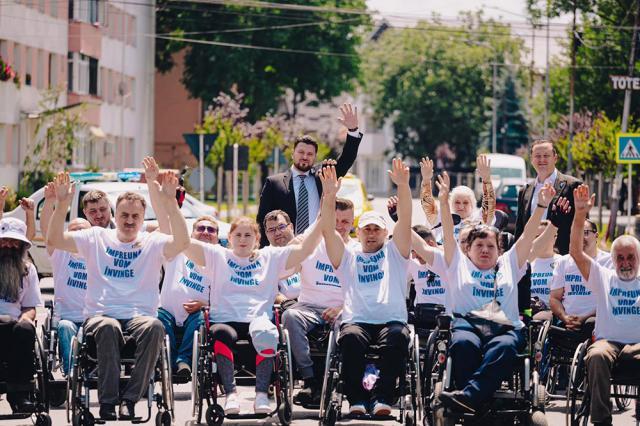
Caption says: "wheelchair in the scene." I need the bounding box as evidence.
[0,318,52,425]
[426,316,548,425]
[566,339,640,426]
[40,300,73,408]
[534,318,592,400]
[191,306,294,425]
[318,324,422,426]
[291,322,333,409]
[66,325,174,426]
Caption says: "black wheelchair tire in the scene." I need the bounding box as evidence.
[528,410,548,426]
[205,403,225,426]
[35,413,52,426]
[321,403,337,426]
[404,409,415,426]
[48,383,67,408]
[614,385,632,411]
[567,341,590,426]
[155,410,172,426]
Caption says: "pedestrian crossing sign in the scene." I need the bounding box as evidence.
[617,133,640,164]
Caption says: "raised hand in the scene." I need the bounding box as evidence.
[548,196,572,228]
[573,184,595,216]
[337,103,358,130]
[159,171,178,201]
[435,172,451,203]
[319,165,341,198]
[19,198,35,212]
[0,186,9,204]
[476,154,492,182]
[53,172,74,204]
[538,184,556,208]
[43,182,56,201]
[388,158,410,186]
[317,158,337,176]
[420,157,434,182]
[142,156,160,183]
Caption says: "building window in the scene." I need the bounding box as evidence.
[0,125,5,164]
[25,46,32,86]
[0,40,8,60]
[36,49,44,89]
[68,52,99,96]
[12,125,19,165]
[48,53,57,88]
[71,0,105,24]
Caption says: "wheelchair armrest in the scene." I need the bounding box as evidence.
[436,314,452,330]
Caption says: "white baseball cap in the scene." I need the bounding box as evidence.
[0,217,32,248]
[357,211,387,230]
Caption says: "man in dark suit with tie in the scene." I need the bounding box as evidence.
[257,104,362,247]
[514,139,581,254]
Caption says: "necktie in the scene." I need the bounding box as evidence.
[296,175,309,234]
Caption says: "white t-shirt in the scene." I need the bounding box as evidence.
[297,240,358,309]
[50,249,87,323]
[530,254,562,306]
[72,227,171,319]
[408,258,447,307]
[0,263,43,320]
[203,244,293,323]
[336,240,409,324]
[278,273,301,299]
[588,260,640,344]
[550,250,613,317]
[440,245,527,329]
[160,253,212,326]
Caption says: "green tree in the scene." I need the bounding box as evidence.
[362,14,526,164]
[156,0,370,120]
[495,73,530,154]
[21,88,89,191]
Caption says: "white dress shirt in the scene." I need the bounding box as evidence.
[530,168,558,220]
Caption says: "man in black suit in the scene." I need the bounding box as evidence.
[257,104,362,247]
[514,139,581,254]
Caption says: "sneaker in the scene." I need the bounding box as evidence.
[176,361,191,378]
[118,399,136,420]
[293,378,321,407]
[348,402,367,415]
[254,391,272,414]
[372,401,392,416]
[99,403,117,420]
[224,392,240,415]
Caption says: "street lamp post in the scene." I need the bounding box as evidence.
[492,60,497,153]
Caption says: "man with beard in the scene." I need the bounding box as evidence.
[256,103,362,247]
[0,217,43,413]
[82,190,114,228]
[263,210,301,303]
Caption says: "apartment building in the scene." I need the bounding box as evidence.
[0,0,154,189]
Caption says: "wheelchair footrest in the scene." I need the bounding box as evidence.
[226,412,271,419]
[346,413,397,421]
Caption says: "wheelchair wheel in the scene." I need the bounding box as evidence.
[191,329,200,418]
[205,403,225,426]
[412,332,423,424]
[160,335,175,413]
[322,402,338,426]
[614,385,632,411]
[155,410,172,426]
[319,330,336,420]
[528,410,548,426]
[276,332,293,425]
[404,409,415,426]
[72,410,95,426]
[35,327,49,407]
[566,341,590,426]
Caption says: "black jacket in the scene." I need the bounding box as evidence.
[514,171,581,255]
[256,132,362,247]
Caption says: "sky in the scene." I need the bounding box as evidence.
[365,0,572,68]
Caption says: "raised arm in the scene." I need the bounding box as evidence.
[476,155,495,225]
[319,166,345,269]
[143,157,170,234]
[20,198,36,241]
[334,103,362,178]
[569,184,595,280]
[436,172,456,266]
[156,173,190,259]
[389,158,411,258]
[514,184,555,268]
[183,239,208,267]
[419,157,438,226]
[46,172,79,253]
[40,183,56,255]
[528,222,557,262]
[411,230,439,266]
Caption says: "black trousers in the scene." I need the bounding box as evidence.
[338,321,410,405]
[0,319,36,385]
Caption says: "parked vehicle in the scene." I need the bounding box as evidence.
[337,173,374,229]
[495,178,527,232]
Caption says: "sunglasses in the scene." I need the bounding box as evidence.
[583,229,597,236]
[266,223,289,234]
[196,225,218,234]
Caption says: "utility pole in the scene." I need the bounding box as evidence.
[606,0,640,241]
[544,0,551,138]
[492,60,497,153]
[567,2,577,173]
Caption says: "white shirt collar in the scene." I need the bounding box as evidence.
[291,165,311,178]
[536,168,558,186]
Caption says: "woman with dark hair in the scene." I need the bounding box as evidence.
[410,172,556,414]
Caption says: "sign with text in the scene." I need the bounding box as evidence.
[616,133,640,164]
[610,75,640,90]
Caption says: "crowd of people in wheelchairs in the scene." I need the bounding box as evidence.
[0,134,639,426]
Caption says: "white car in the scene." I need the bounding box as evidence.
[4,181,230,275]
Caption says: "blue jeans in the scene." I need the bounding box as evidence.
[450,322,525,406]
[157,307,203,369]
[57,320,82,375]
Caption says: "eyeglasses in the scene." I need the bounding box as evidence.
[196,225,218,234]
[583,229,597,236]
[266,223,289,234]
